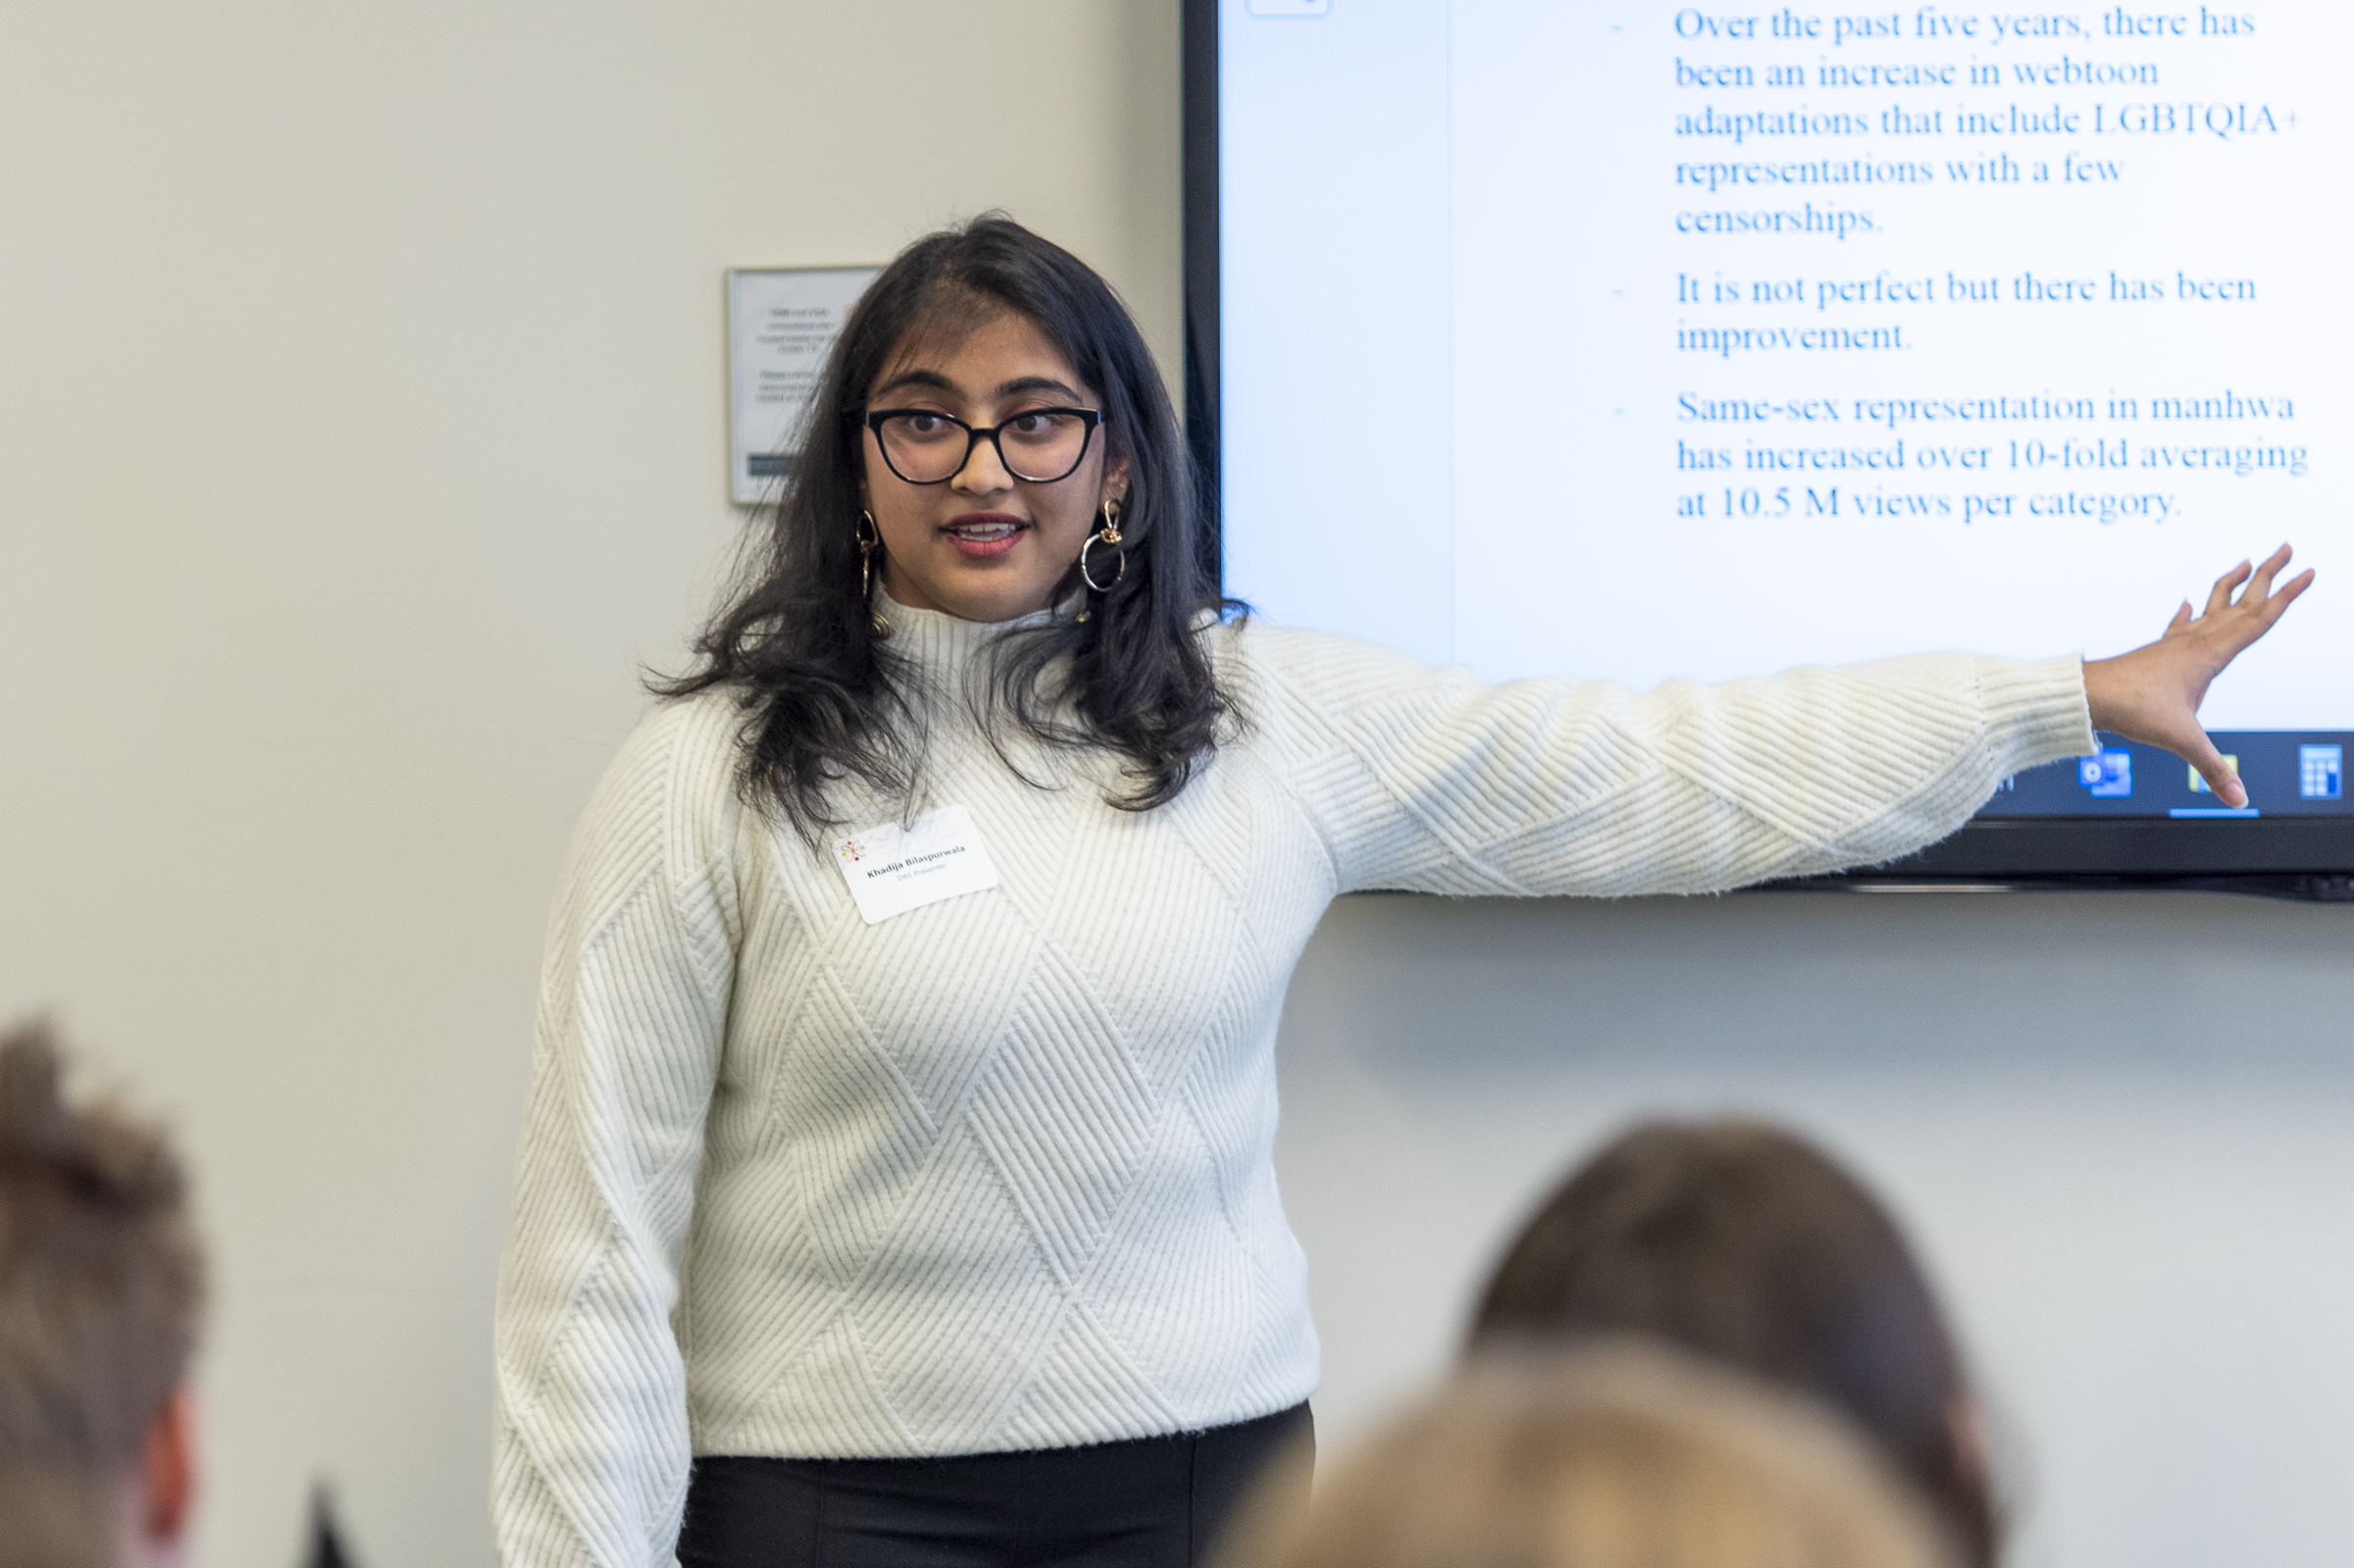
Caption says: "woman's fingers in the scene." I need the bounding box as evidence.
[2244,542,2293,604]
[2262,568,2317,627]
[2210,566,2315,654]
[2179,731,2248,809]
[2205,559,2254,617]
[2189,546,2310,654]
[2086,547,2313,807]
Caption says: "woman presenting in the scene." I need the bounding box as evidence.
[492,219,2309,1568]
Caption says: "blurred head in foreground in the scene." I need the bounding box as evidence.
[1467,1119,1991,1567]
[0,1021,203,1568]
[1221,1342,1958,1568]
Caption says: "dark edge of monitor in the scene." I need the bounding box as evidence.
[1182,0,1221,589]
[1760,819,2354,901]
[1176,0,2353,899]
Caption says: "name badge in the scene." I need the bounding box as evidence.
[831,805,1001,926]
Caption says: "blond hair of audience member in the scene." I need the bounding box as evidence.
[1219,1342,1960,1568]
[0,1021,204,1568]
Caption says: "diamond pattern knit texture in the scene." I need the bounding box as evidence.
[491,598,2093,1567]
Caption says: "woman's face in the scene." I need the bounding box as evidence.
[860,311,1127,624]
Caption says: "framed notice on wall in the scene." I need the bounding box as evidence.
[727,265,881,505]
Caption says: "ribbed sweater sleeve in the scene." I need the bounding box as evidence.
[493,698,742,1568]
[1248,630,2095,895]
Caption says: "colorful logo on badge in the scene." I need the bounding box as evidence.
[838,837,866,862]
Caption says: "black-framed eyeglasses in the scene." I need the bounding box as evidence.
[862,407,1104,485]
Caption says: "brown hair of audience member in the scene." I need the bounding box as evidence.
[0,1020,204,1568]
[1467,1120,1992,1568]
[1220,1341,1960,1568]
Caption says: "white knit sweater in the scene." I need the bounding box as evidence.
[491,595,2094,1567]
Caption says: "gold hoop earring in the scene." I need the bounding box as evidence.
[1079,499,1126,593]
[855,510,891,638]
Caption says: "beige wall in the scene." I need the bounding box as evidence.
[0,5,1176,1561]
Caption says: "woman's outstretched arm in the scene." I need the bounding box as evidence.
[1246,549,2311,898]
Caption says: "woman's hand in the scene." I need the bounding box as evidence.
[2082,544,2315,808]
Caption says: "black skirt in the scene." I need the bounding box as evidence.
[676,1402,1313,1568]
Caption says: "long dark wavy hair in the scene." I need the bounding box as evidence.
[660,217,1238,844]
[1468,1119,1998,1568]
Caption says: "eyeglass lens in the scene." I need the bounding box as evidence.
[876,411,1093,484]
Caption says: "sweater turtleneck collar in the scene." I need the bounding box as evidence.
[873,585,1074,672]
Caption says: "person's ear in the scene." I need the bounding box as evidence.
[1102,454,1131,511]
[138,1387,197,1555]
